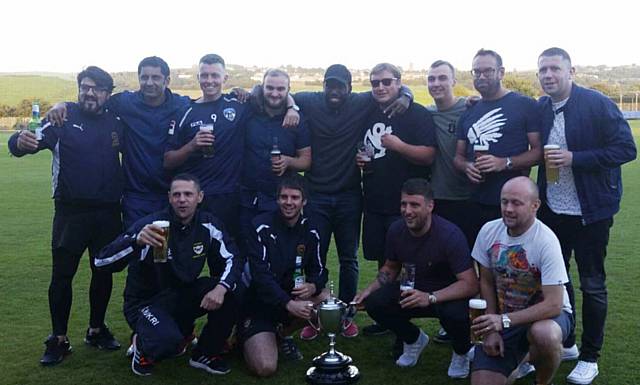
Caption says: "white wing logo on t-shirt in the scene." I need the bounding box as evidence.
[467,108,506,146]
[364,122,393,159]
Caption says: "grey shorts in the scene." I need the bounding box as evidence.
[471,310,574,377]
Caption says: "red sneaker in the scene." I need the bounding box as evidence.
[341,320,359,338]
[300,325,319,341]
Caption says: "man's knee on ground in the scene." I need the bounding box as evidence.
[250,359,277,378]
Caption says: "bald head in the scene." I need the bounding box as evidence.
[500,177,541,235]
[502,176,539,202]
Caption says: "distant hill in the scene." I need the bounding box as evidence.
[0,75,77,106]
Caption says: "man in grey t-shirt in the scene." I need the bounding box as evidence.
[426,60,474,248]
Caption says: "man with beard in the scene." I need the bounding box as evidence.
[535,47,636,385]
[238,69,311,243]
[48,56,191,228]
[9,66,125,365]
[354,178,478,378]
[292,65,412,337]
[453,49,542,245]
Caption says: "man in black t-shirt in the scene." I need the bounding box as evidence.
[354,179,478,379]
[358,63,436,270]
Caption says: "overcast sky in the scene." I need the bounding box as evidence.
[2,0,638,73]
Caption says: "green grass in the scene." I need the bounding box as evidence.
[0,75,77,106]
[0,125,638,385]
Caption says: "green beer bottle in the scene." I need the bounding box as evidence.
[27,101,42,140]
[293,244,305,288]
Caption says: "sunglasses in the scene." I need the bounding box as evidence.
[370,78,397,88]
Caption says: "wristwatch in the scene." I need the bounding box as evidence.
[287,104,300,112]
[501,313,511,329]
[505,156,513,170]
[428,292,438,305]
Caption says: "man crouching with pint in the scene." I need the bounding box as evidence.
[240,174,328,377]
[96,173,242,376]
[470,176,574,385]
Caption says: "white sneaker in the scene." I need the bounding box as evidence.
[562,344,580,361]
[567,360,599,384]
[447,347,474,378]
[395,330,429,367]
[514,361,536,379]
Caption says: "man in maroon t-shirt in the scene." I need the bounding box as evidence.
[354,178,478,379]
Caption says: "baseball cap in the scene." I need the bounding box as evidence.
[324,64,352,87]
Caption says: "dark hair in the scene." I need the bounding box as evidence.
[401,178,433,201]
[370,62,402,80]
[474,49,503,68]
[429,60,456,78]
[277,174,307,199]
[539,47,572,65]
[137,56,170,77]
[171,173,201,191]
[199,54,226,67]
[77,66,114,92]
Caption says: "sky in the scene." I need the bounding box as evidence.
[2,0,638,74]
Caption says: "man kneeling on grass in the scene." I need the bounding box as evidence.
[240,175,328,377]
[354,178,478,379]
[96,173,242,376]
[470,177,574,385]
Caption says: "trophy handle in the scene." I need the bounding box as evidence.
[343,301,358,323]
[307,304,321,332]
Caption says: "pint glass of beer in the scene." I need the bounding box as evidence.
[469,298,487,344]
[544,144,560,184]
[200,124,214,158]
[152,220,170,263]
[399,263,416,291]
[473,144,489,181]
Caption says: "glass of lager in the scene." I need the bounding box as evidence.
[469,298,487,344]
[473,144,489,181]
[152,220,170,263]
[200,124,214,158]
[544,144,560,184]
[399,263,416,291]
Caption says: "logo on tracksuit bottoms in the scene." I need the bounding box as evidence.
[141,306,160,326]
[223,108,236,122]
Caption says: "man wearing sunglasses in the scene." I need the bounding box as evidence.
[453,49,542,246]
[9,66,125,365]
[291,64,413,338]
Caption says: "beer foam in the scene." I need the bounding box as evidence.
[469,299,487,309]
[152,220,170,228]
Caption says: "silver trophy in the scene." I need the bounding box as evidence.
[305,282,360,384]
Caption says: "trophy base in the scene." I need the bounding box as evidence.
[305,364,360,385]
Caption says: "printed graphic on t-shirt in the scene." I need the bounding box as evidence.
[466,108,505,146]
[364,122,393,159]
[489,242,542,313]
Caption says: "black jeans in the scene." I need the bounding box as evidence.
[307,189,362,303]
[365,283,471,355]
[538,204,612,362]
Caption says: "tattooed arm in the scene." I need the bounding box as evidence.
[354,260,401,304]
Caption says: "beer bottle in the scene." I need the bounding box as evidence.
[28,101,42,140]
[270,136,282,160]
[293,244,305,288]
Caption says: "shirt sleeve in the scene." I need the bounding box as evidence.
[295,116,311,149]
[384,223,401,262]
[413,108,437,147]
[303,227,327,295]
[445,226,473,275]
[206,219,242,291]
[537,228,569,286]
[166,107,195,151]
[471,222,492,268]
[523,96,541,133]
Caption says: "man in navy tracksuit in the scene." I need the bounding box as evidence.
[536,47,637,385]
[48,56,191,228]
[240,175,328,377]
[96,174,242,376]
[8,66,124,365]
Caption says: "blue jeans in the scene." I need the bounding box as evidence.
[307,189,362,303]
[539,203,611,362]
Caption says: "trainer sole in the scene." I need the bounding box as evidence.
[189,359,231,375]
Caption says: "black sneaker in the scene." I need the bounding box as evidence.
[362,323,389,336]
[279,337,303,361]
[85,325,121,350]
[433,327,451,344]
[40,335,72,366]
[189,355,230,375]
[174,333,198,357]
[131,334,154,376]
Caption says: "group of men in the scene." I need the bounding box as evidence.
[8,46,636,385]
